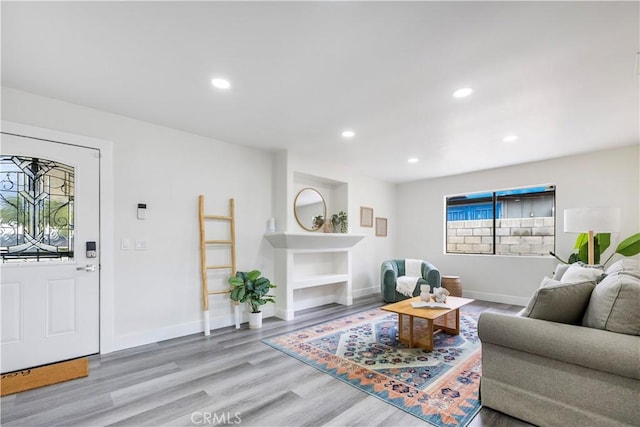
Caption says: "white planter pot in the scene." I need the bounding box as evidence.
[249,311,263,329]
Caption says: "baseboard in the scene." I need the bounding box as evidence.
[112,320,202,352]
[275,307,294,321]
[111,308,280,352]
[352,286,380,299]
[463,290,528,307]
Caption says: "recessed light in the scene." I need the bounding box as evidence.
[408,158,419,164]
[341,130,355,138]
[211,78,231,89]
[453,87,473,98]
[503,135,519,143]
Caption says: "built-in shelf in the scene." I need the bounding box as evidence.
[267,232,363,321]
[264,232,365,250]
[293,274,350,290]
[270,164,363,320]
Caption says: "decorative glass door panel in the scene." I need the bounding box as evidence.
[1,156,74,262]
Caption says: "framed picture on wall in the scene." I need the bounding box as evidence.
[360,207,373,227]
[376,217,388,237]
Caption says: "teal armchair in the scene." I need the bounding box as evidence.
[381,259,441,303]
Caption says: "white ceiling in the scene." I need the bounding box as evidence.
[2,1,638,183]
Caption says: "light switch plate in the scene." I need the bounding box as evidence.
[135,240,147,251]
[121,238,130,250]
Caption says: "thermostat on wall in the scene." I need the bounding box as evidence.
[137,203,147,220]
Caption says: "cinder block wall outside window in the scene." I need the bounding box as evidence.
[447,217,555,255]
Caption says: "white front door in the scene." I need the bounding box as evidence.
[0,133,100,373]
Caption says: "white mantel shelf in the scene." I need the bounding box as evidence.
[264,232,365,250]
[266,231,363,320]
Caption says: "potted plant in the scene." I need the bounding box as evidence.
[312,215,324,230]
[330,210,348,233]
[228,270,276,329]
[550,232,640,265]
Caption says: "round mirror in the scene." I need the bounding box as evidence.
[294,188,327,232]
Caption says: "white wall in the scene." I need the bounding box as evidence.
[350,173,396,297]
[2,87,274,350]
[396,145,640,306]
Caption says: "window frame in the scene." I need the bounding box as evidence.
[445,184,556,257]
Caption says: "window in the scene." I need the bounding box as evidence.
[446,185,555,256]
[0,155,74,262]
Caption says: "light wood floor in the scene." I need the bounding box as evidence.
[1,295,533,427]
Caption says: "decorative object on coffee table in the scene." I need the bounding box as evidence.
[419,284,431,301]
[433,287,450,303]
[442,275,462,297]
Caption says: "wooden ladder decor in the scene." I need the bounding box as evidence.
[198,195,240,335]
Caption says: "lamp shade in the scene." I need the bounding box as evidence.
[564,207,621,233]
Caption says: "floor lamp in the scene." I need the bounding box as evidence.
[564,207,621,265]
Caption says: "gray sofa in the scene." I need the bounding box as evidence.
[478,259,640,426]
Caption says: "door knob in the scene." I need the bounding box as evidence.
[76,264,96,272]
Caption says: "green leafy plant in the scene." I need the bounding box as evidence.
[550,232,640,265]
[228,270,276,313]
[330,210,348,233]
[312,215,324,229]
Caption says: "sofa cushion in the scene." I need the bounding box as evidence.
[552,263,571,280]
[539,276,562,287]
[582,273,640,335]
[553,261,605,280]
[604,259,640,280]
[520,280,595,325]
[561,263,605,283]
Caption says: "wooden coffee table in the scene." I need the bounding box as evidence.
[381,296,474,350]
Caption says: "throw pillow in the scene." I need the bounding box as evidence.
[604,259,640,280]
[551,264,570,281]
[561,263,605,283]
[539,276,562,287]
[576,261,605,269]
[520,280,596,325]
[582,273,640,335]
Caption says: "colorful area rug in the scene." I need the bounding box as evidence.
[263,308,481,427]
